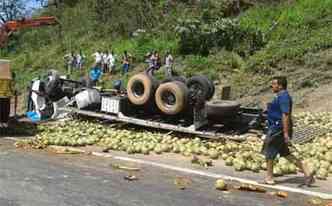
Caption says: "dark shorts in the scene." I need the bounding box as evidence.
[261,130,290,160]
[123,64,129,73]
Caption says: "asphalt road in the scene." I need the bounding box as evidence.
[0,138,317,206]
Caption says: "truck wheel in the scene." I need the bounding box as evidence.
[199,75,215,100]
[206,100,240,121]
[45,72,64,102]
[187,75,210,102]
[127,73,157,105]
[155,81,188,115]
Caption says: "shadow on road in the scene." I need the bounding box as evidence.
[0,117,38,137]
[276,176,320,189]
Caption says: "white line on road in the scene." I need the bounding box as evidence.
[3,137,23,141]
[109,153,332,200]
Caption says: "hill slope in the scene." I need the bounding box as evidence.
[1,0,332,110]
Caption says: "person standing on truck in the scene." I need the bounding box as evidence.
[261,76,315,186]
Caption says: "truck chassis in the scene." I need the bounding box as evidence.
[59,92,265,141]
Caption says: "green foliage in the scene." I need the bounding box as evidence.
[2,0,332,92]
[91,0,162,37]
[130,34,178,62]
[175,17,264,56]
[240,0,332,71]
[181,51,245,80]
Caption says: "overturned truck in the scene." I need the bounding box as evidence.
[30,71,266,140]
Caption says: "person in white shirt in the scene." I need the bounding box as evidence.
[165,51,174,77]
[31,78,46,118]
[76,53,82,70]
[64,52,74,74]
[108,51,116,74]
[92,51,102,64]
[102,51,108,73]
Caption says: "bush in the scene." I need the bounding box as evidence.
[175,17,264,56]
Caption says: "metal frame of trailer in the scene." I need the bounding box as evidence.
[59,94,265,141]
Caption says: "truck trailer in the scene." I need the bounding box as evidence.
[27,71,265,141]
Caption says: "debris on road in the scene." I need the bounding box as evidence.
[308,197,323,205]
[124,175,138,181]
[15,139,46,149]
[234,184,266,193]
[111,163,141,171]
[191,155,213,168]
[276,191,288,198]
[174,176,192,190]
[50,146,84,154]
[268,191,288,198]
[215,179,227,191]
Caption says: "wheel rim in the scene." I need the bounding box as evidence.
[189,83,204,98]
[132,81,145,98]
[161,91,176,108]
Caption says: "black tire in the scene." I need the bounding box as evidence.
[199,75,215,100]
[206,100,240,121]
[155,81,188,115]
[161,76,187,84]
[187,75,210,103]
[45,72,64,102]
[127,73,158,105]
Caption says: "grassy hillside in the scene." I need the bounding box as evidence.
[1,0,332,102]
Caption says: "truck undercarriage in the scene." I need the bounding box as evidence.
[27,70,266,141]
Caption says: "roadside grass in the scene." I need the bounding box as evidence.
[240,0,332,71]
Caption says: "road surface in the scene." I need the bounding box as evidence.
[0,138,322,206]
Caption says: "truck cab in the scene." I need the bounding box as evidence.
[0,60,14,127]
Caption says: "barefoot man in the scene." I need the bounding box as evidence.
[262,76,315,185]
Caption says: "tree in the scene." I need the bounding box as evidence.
[0,0,25,24]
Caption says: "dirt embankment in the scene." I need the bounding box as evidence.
[223,49,332,113]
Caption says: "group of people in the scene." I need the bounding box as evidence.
[64,49,174,83]
[90,50,134,75]
[85,50,174,87]
[64,51,86,74]
[92,51,117,74]
[145,50,173,77]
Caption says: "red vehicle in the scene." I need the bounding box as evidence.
[0,16,59,48]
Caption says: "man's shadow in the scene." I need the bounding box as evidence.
[276,176,318,188]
